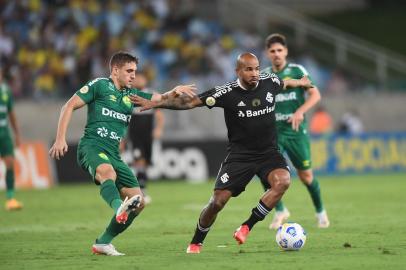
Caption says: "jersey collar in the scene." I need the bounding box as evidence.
[237,78,259,91]
[272,62,288,74]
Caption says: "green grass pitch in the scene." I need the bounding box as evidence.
[1,173,405,270]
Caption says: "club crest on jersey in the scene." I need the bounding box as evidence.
[123,96,132,108]
[266,92,273,103]
[79,85,89,94]
[206,96,216,106]
[1,93,8,102]
[252,98,261,107]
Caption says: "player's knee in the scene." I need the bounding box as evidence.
[95,165,117,182]
[298,170,313,184]
[274,171,291,192]
[3,156,15,168]
[209,198,227,213]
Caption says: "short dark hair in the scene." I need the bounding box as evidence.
[265,33,287,49]
[109,51,139,72]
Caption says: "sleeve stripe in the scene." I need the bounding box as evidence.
[214,81,238,92]
[288,63,309,76]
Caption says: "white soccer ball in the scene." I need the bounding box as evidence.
[275,222,307,251]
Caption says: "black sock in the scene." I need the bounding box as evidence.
[242,200,272,230]
[190,220,211,244]
[137,169,147,190]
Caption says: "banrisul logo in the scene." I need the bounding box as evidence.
[238,105,275,118]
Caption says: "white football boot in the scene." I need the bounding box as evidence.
[269,208,291,230]
[316,210,330,228]
[92,243,125,256]
[115,195,142,224]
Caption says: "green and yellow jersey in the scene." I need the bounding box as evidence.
[263,63,315,137]
[75,77,152,155]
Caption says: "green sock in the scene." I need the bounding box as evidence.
[5,169,15,199]
[97,211,138,244]
[275,200,285,212]
[100,180,122,213]
[305,178,324,213]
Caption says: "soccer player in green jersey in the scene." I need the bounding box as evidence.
[262,34,330,229]
[49,51,196,256]
[0,69,23,211]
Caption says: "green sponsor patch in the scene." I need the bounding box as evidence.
[98,152,109,160]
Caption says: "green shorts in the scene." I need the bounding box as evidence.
[0,130,14,157]
[278,134,311,170]
[77,141,139,190]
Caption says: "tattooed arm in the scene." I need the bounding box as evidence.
[283,76,314,90]
[129,84,202,111]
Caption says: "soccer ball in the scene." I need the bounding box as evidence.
[275,222,307,251]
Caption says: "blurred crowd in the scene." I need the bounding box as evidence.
[0,0,351,100]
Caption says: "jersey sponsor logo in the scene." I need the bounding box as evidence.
[238,105,276,118]
[275,113,293,121]
[96,126,122,142]
[266,92,274,103]
[98,152,109,160]
[97,127,108,137]
[0,105,7,113]
[252,98,261,107]
[237,101,246,107]
[79,85,89,94]
[220,172,229,183]
[0,119,7,127]
[276,92,297,102]
[206,96,216,106]
[101,107,131,123]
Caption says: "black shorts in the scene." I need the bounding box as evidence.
[128,114,154,164]
[214,150,290,197]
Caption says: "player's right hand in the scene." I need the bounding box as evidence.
[49,139,68,160]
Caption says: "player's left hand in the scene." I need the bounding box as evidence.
[299,76,314,89]
[288,110,304,132]
[49,139,68,160]
[14,135,21,148]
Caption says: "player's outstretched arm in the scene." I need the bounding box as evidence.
[49,95,86,160]
[284,76,321,131]
[283,76,314,90]
[130,84,203,111]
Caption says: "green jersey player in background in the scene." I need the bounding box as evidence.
[262,33,330,229]
[49,51,196,256]
[0,69,23,211]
